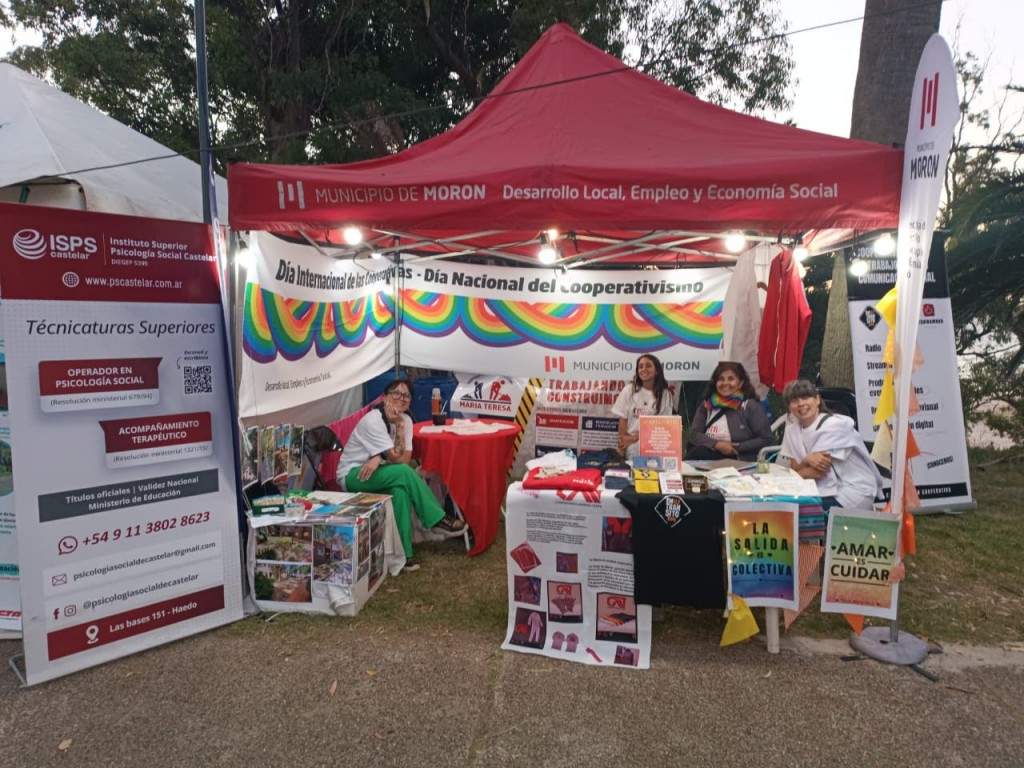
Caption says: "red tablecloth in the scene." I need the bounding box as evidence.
[413,419,520,556]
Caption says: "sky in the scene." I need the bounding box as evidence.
[777,0,1023,138]
[1,1,1021,141]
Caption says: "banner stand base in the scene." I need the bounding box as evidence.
[8,651,27,687]
[848,626,928,665]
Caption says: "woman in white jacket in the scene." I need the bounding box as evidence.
[780,379,883,511]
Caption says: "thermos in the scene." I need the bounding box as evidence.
[431,387,442,415]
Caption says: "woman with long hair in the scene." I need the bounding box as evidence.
[685,361,773,461]
[610,354,674,458]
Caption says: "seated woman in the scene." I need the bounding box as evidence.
[610,354,674,459]
[685,361,772,462]
[779,379,883,511]
[337,378,466,571]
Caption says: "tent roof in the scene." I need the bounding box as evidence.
[228,23,901,263]
[0,63,225,222]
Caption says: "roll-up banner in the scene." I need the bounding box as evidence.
[847,239,973,510]
[0,203,244,684]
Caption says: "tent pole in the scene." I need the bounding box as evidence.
[194,0,213,225]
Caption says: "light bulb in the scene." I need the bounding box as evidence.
[850,259,870,277]
[342,226,363,245]
[792,245,809,262]
[724,232,746,253]
[369,250,382,259]
[873,233,895,256]
[538,244,557,264]
[546,228,560,242]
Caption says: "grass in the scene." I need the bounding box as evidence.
[227,448,1024,647]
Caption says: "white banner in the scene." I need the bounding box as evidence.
[0,204,244,684]
[848,245,972,508]
[891,35,960,516]
[0,398,18,633]
[242,237,730,418]
[399,260,729,380]
[502,484,651,669]
[238,232,396,418]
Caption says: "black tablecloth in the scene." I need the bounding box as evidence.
[617,488,726,609]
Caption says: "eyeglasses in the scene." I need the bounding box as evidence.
[389,391,412,401]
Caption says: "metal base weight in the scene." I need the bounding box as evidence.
[849,626,929,665]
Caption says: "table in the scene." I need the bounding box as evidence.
[501,484,653,669]
[247,492,404,617]
[617,488,727,610]
[412,419,520,556]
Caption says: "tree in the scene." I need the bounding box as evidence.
[816,0,942,389]
[1,1,795,166]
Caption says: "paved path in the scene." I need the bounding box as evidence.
[3,621,1023,768]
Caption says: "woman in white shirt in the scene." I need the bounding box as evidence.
[780,379,883,511]
[610,354,674,458]
[337,378,466,571]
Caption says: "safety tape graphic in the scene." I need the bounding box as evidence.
[510,377,544,476]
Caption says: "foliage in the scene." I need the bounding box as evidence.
[940,32,1024,443]
[0,0,794,166]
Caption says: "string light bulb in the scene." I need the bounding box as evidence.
[724,231,747,253]
[792,244,810,262]
[850,259,870,277]
[873,232,895,256]
[342,226,363,245]
[538,243,557,264]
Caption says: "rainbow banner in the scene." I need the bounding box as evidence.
[725,502,799,610]
[821,509,900,620]
[240,232,730,417]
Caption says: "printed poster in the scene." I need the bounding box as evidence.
[0,203,245,685]
[502,483,651,669]
[821,509,901,620]
[725,502,799,610]
[847,242,972,509]
[249,492,406,616]
[0,403,17,633]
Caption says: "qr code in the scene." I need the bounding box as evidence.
[183,365,213,394]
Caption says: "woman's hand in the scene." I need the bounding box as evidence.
[714,441,739,457]
[383,401,403,423]
[358,455,382,482]
[801,451,832,477]
[618,433,638,452]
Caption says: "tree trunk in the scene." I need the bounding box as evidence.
[819,252,855,388]
[820,0,942,387]
[849,0,942,145]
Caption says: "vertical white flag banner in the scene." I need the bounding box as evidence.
[891,35,960,520]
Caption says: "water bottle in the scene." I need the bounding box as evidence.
[431,387,442,415]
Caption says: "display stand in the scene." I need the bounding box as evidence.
[848,625,929,666]
[765,607,780,654]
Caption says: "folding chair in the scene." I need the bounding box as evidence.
[311,396,383,491]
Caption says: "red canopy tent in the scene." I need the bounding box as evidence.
[228,23,901,264]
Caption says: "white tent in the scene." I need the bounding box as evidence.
[0,63,226,221]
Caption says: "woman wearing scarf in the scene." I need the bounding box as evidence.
[779,379,883,511]
[685,362,773,461]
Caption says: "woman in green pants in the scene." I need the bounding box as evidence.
[337,378,465,571]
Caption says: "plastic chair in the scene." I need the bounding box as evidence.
[314,396,384,491]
